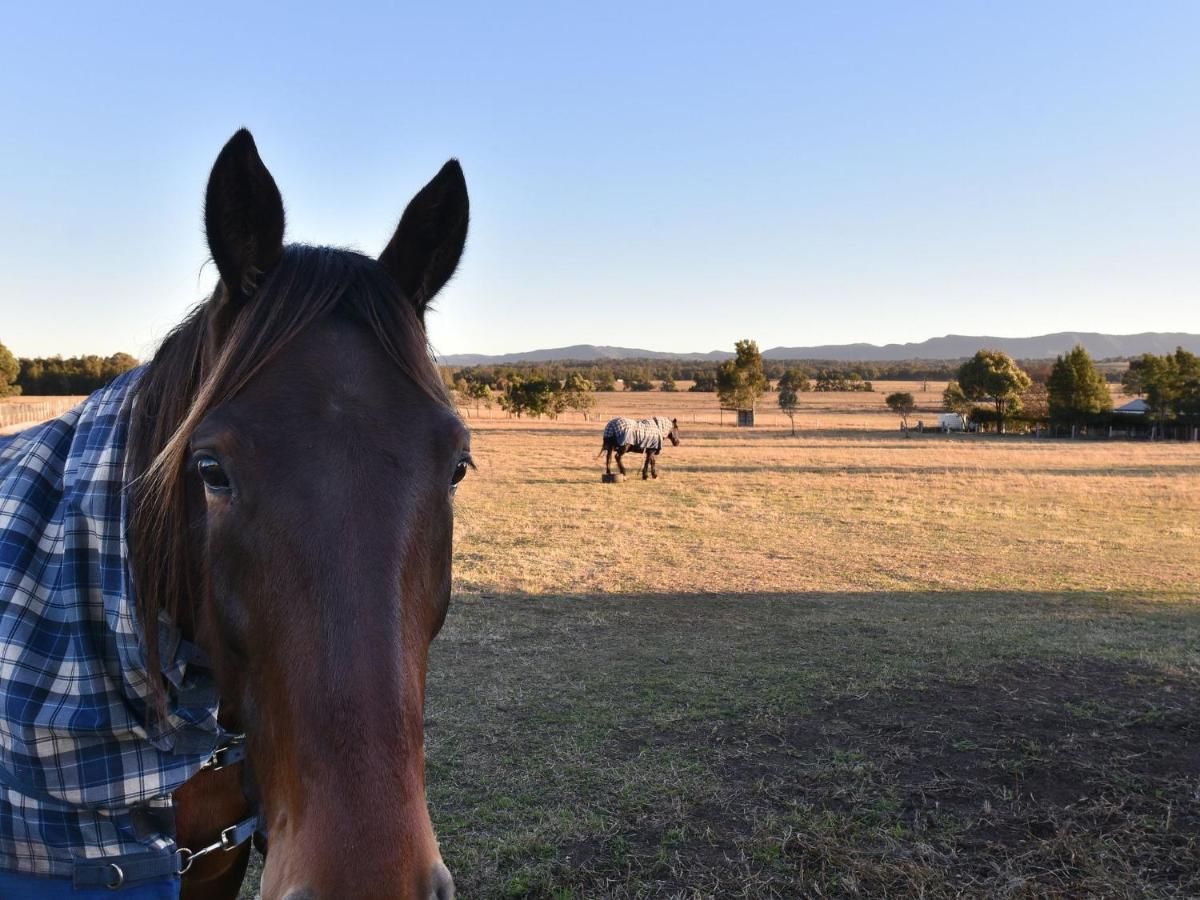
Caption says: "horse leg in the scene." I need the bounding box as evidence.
[605,445,613,475]
[650,451,658,479]
[642,451,651,480]
[616,448,627,476]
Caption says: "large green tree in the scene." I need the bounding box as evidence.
[465,379,493,416]
[498,376,557,418]
[560,371,596,420]
[716,339,768,410]
[0,340,20,397]
[1176,349,1200,422]
[777,369,810,397]
[956,350,1031,433]
[1121,354,1154,397]
[1130,348,1200,424]
[1047,345,1111,427]
[1141,354,1177,421]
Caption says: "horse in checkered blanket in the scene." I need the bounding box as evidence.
[0,129,469,898]
[601,416,680,479]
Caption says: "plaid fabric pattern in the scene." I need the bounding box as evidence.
[0,368,224,878]
[604,416,672,452]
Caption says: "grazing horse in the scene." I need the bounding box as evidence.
[602,416,680,479]
[0,130,470,899]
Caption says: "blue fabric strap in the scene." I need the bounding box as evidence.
[71,811,261,889]
[72,852,179,890]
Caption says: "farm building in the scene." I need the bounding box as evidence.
[1110,398,1153,438]
[1111,398,1198,440]
[1114,398,1149,415]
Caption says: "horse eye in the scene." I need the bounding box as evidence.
[451,460,469,487]
[196,455,232,491]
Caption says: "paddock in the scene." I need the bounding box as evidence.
[406,399,1197,898]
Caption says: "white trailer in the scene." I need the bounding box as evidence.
[938,413,968,432]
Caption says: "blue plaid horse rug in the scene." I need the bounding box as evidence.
[600,416,680,480]
[602,416,674,453]
[0,370,236,895]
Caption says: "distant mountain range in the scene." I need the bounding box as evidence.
[439,344,729,365]
[438,332,1200,366]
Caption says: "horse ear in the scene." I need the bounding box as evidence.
[204,129,285,306]
[379,160,469,321]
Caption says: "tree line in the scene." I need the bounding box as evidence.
[441,356,874,399]
[450,370,597,420]
[0,346,141,397]
[6,338,1190,435]
[928,345,1199,434]
[440,352,1134,401]
[441,338,1161,432]
[442,357,955,394]
[1120,349,1200,423]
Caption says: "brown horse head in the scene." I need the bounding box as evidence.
[129,130,469,899]
[668,417,680,446]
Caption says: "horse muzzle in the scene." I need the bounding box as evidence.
[278,861,453,900]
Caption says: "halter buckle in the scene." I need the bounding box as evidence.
[201,733,247,772]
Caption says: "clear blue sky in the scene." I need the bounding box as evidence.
[1,2,1197,359]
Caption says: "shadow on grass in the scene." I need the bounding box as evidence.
[416,589,1199,898]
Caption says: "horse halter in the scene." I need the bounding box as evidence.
[174,733,265,880]
[83,734,262,889]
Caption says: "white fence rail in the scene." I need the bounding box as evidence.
[0,398,80,430]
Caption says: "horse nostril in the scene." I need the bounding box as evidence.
[429,861,455,900]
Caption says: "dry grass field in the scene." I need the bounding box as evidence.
[450,384,1192,599]
[9,388,1195,897]
[416,388,1199,899]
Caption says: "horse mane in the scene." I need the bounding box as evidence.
[126,245,450,709]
